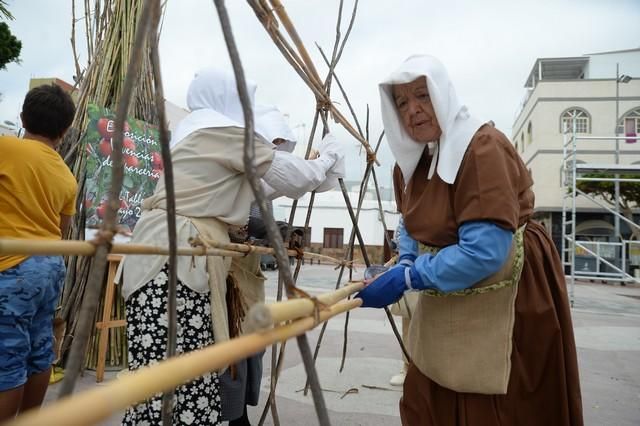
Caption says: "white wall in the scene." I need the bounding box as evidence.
[276,190,400,246]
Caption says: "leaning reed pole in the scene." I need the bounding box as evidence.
[245,1,411,421]
[213,1,332,425]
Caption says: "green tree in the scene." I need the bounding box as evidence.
[576,173,640,239]
[0,1,21,70]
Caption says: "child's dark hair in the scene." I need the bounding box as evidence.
[21,84,76,140]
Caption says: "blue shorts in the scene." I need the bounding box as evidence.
[0,256,65,391]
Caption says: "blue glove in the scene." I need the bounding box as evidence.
[356,266,411,308]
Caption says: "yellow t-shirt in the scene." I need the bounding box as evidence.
[0,136,78,271]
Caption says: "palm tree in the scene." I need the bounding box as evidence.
[0,1,14,20]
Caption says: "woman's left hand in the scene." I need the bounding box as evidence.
[356,266,408,308]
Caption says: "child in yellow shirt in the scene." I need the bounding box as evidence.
[0,84,76,420]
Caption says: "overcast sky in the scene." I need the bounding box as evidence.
[1,0,639,184]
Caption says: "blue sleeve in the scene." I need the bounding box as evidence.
[396,217,418,266]
[409,221,513,293]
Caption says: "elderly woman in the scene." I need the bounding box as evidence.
[357,55,583,425]
[120,68,343,425]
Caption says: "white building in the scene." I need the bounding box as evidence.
[512,48,640,250]
[276,184,400,263]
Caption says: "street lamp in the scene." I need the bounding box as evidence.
[619,74,632,84]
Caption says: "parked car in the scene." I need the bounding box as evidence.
[260,254,278,271]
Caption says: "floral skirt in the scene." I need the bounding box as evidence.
[122,264,221,425]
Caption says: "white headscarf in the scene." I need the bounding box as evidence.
[255,104,297,153]
[170,67,257,149]
[379,55,484,185]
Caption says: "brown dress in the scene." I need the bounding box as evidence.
[394,125,583,425]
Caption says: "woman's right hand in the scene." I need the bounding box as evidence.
[317,133,344,164]
[356,266,408,308]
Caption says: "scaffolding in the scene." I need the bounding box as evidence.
[561,129,640,303]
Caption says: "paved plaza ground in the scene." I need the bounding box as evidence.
[44,264,640,425]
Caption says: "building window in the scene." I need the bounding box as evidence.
[526,122,532,145]
[323,228,343,249]
[560,108,590,134]
[520,134,524,152]
[622,108,640,143]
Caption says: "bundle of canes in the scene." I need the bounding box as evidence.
[246,0,379,166]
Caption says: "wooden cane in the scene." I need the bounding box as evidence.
[246,281,364,331]
[193,236,351,267]
[8,298,361,426]
[0,239,243,258]
[0,238,349,267]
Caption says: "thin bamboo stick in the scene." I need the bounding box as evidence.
[0,239,243,258]
[9,299,361,426]
[147,2,178,421]
[246,282,363,331]
[193,236,349,266]
[268,0,323,87]
[259,2,358,417]
[246,0,379,165]
[0,238,350,270]
[214,1,331,424]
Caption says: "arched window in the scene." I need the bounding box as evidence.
[526,122,533,145]
[520,133,524,152]
[622,107,640,140]
[560,108,590,134]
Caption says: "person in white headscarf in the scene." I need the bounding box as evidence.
[357,55,583,425]
[120,68,344,426]
[220,104,344,425]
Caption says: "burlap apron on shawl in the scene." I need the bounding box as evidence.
[220,253,267,421]
[408,225,526,394]
[390,292,419,318]
[190,218,232,363]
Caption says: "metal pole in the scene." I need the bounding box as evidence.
[570,122,577,304]
[615,63,622,276]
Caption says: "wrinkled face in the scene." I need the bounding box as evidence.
[392,77,442,143]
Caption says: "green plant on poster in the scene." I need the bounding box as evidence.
[82,103,163,234]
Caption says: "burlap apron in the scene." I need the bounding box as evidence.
[220,253,266,421]
[389,292,419,318]
[408,225,526,394]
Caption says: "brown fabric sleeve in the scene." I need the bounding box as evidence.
[392,164,404,214]
[453,129,521,232]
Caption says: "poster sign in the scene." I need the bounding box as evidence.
[82,104,163,233]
